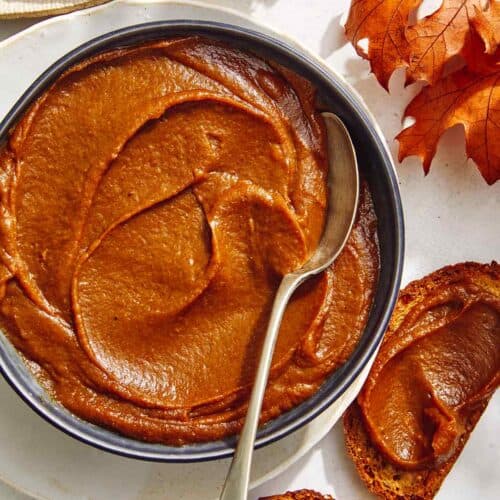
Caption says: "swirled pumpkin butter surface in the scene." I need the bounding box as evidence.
[0,37,379,444]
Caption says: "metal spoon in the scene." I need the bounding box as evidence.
[220,112,359,500]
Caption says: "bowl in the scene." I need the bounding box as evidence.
[0,21,404,462]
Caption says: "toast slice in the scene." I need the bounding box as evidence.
[259,490,334,499]
[343,262,499,499]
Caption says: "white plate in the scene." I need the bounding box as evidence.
[0,1,381,499]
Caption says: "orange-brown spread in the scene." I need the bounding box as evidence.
[358,272,500,469]
[0,37,379,444]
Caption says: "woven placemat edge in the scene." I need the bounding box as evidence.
[0,0,111,19]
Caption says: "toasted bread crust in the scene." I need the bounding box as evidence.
[343,261,499,500]
[389,262,500,335]
[259,490,334,500]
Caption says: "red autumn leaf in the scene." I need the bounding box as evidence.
[397,28,500,184]
[345,0,422,90]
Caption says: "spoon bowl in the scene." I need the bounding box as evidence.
[292,112,359,276]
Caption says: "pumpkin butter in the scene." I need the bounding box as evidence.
[358,264,500,470]
[0,37,379,444]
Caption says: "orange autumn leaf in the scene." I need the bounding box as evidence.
[471,1,500,54]
[397,29,500,184]
[405,0,480,85]
[345,1,495,85]
[346,0,499,183]
[345,0,422,90]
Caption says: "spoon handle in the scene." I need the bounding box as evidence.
[220,273,303,500]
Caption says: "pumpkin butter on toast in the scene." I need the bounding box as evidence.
[344,262,500,499]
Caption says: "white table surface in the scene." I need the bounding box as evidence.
[0,1,499,499]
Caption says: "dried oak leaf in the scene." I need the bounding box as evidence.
[345,0,421,90]
[397,27,500,184]
[405,0,482,85]
[345,1,496,86]
[471,1,500,54]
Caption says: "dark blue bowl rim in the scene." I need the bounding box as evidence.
[0,20,404,462]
